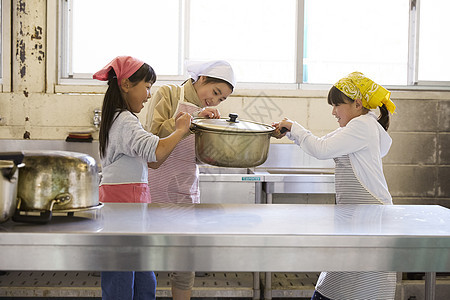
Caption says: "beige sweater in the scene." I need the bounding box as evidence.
[145,79,201,138]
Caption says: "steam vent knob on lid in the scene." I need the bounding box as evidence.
[227,113,239,123]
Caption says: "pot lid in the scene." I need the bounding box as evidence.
[192,113,274,133]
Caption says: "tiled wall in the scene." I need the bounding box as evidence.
[384,98,450,207]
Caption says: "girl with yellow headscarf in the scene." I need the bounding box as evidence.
[273,72,397,300]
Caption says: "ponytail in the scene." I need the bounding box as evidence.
[377,104,390,131]
[99,71,128,158]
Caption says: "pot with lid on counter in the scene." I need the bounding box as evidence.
[13,150,101,224]
[0,152,25,223]
[191,113,275,168]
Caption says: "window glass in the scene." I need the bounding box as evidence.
[63,0,449,88]
[189,0,296,83]
[418,0,450,81]
[303,0,409,85]
[71,0,180,76]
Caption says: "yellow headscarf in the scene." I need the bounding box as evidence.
[334,72,396,114]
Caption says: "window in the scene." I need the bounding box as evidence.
[60,0,296,85]
[188,0,296,83]
[61,0,182,78]
[59,0,450,89]
[303,0,409,85]
[417,0,450,82]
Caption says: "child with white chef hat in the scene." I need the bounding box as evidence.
[145,60,235,300]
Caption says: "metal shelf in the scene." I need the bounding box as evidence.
[260,272,317,299]
[0,271,255,298]
[2,271,450,299]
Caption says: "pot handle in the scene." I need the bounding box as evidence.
[0,152,24,165]
[0,152,25,181]
[12,193,72,224]
[12,209,53,224]
[189,125,196,134]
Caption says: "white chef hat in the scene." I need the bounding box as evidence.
[187,60,236,88]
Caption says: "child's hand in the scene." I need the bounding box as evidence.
[271,118,293,139]
[198,107,221,119]
[174,112,193,134]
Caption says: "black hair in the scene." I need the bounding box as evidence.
[99,63,156,158]
[327,86,390,131]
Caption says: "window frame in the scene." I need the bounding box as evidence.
[49,0,450,94]
[409,0,450,88]
[1,0,12,92]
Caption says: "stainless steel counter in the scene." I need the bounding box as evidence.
[0,203,449,272]
[255,169,335,194]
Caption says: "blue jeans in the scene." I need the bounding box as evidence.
[101,271,156,300]
[311,290,332,300]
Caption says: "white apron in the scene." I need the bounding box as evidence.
[148,86,201,203]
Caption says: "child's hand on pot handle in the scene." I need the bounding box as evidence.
[174,112,193,135]
[271,118,293,139]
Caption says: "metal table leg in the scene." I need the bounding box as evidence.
[253,272,260,299]
[266,193,272,204]
[265,271,272,300]
[425,272,436,300]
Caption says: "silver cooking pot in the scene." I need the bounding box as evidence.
[0,152,25,223]
[191,113,275,168]
[13,150,99,223]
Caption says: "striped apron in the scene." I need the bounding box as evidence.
[315,154,397,300]
[148,86,202,204]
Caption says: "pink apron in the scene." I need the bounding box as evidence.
[148,86,201,204]
[99,183,151,203]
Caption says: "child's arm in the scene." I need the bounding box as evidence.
[148,112,192,169]
[147,86,178,138]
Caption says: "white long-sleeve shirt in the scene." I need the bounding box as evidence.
[287,111,393,204]
[100,110,160,185]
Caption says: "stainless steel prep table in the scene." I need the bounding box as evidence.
[1,203,449,299]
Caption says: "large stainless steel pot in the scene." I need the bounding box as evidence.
[191,114,275,168]
[0,153,25,223]
[13,150,100,223]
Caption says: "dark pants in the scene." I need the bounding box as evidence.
[101,271,156,300]
[311,290,333,300]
